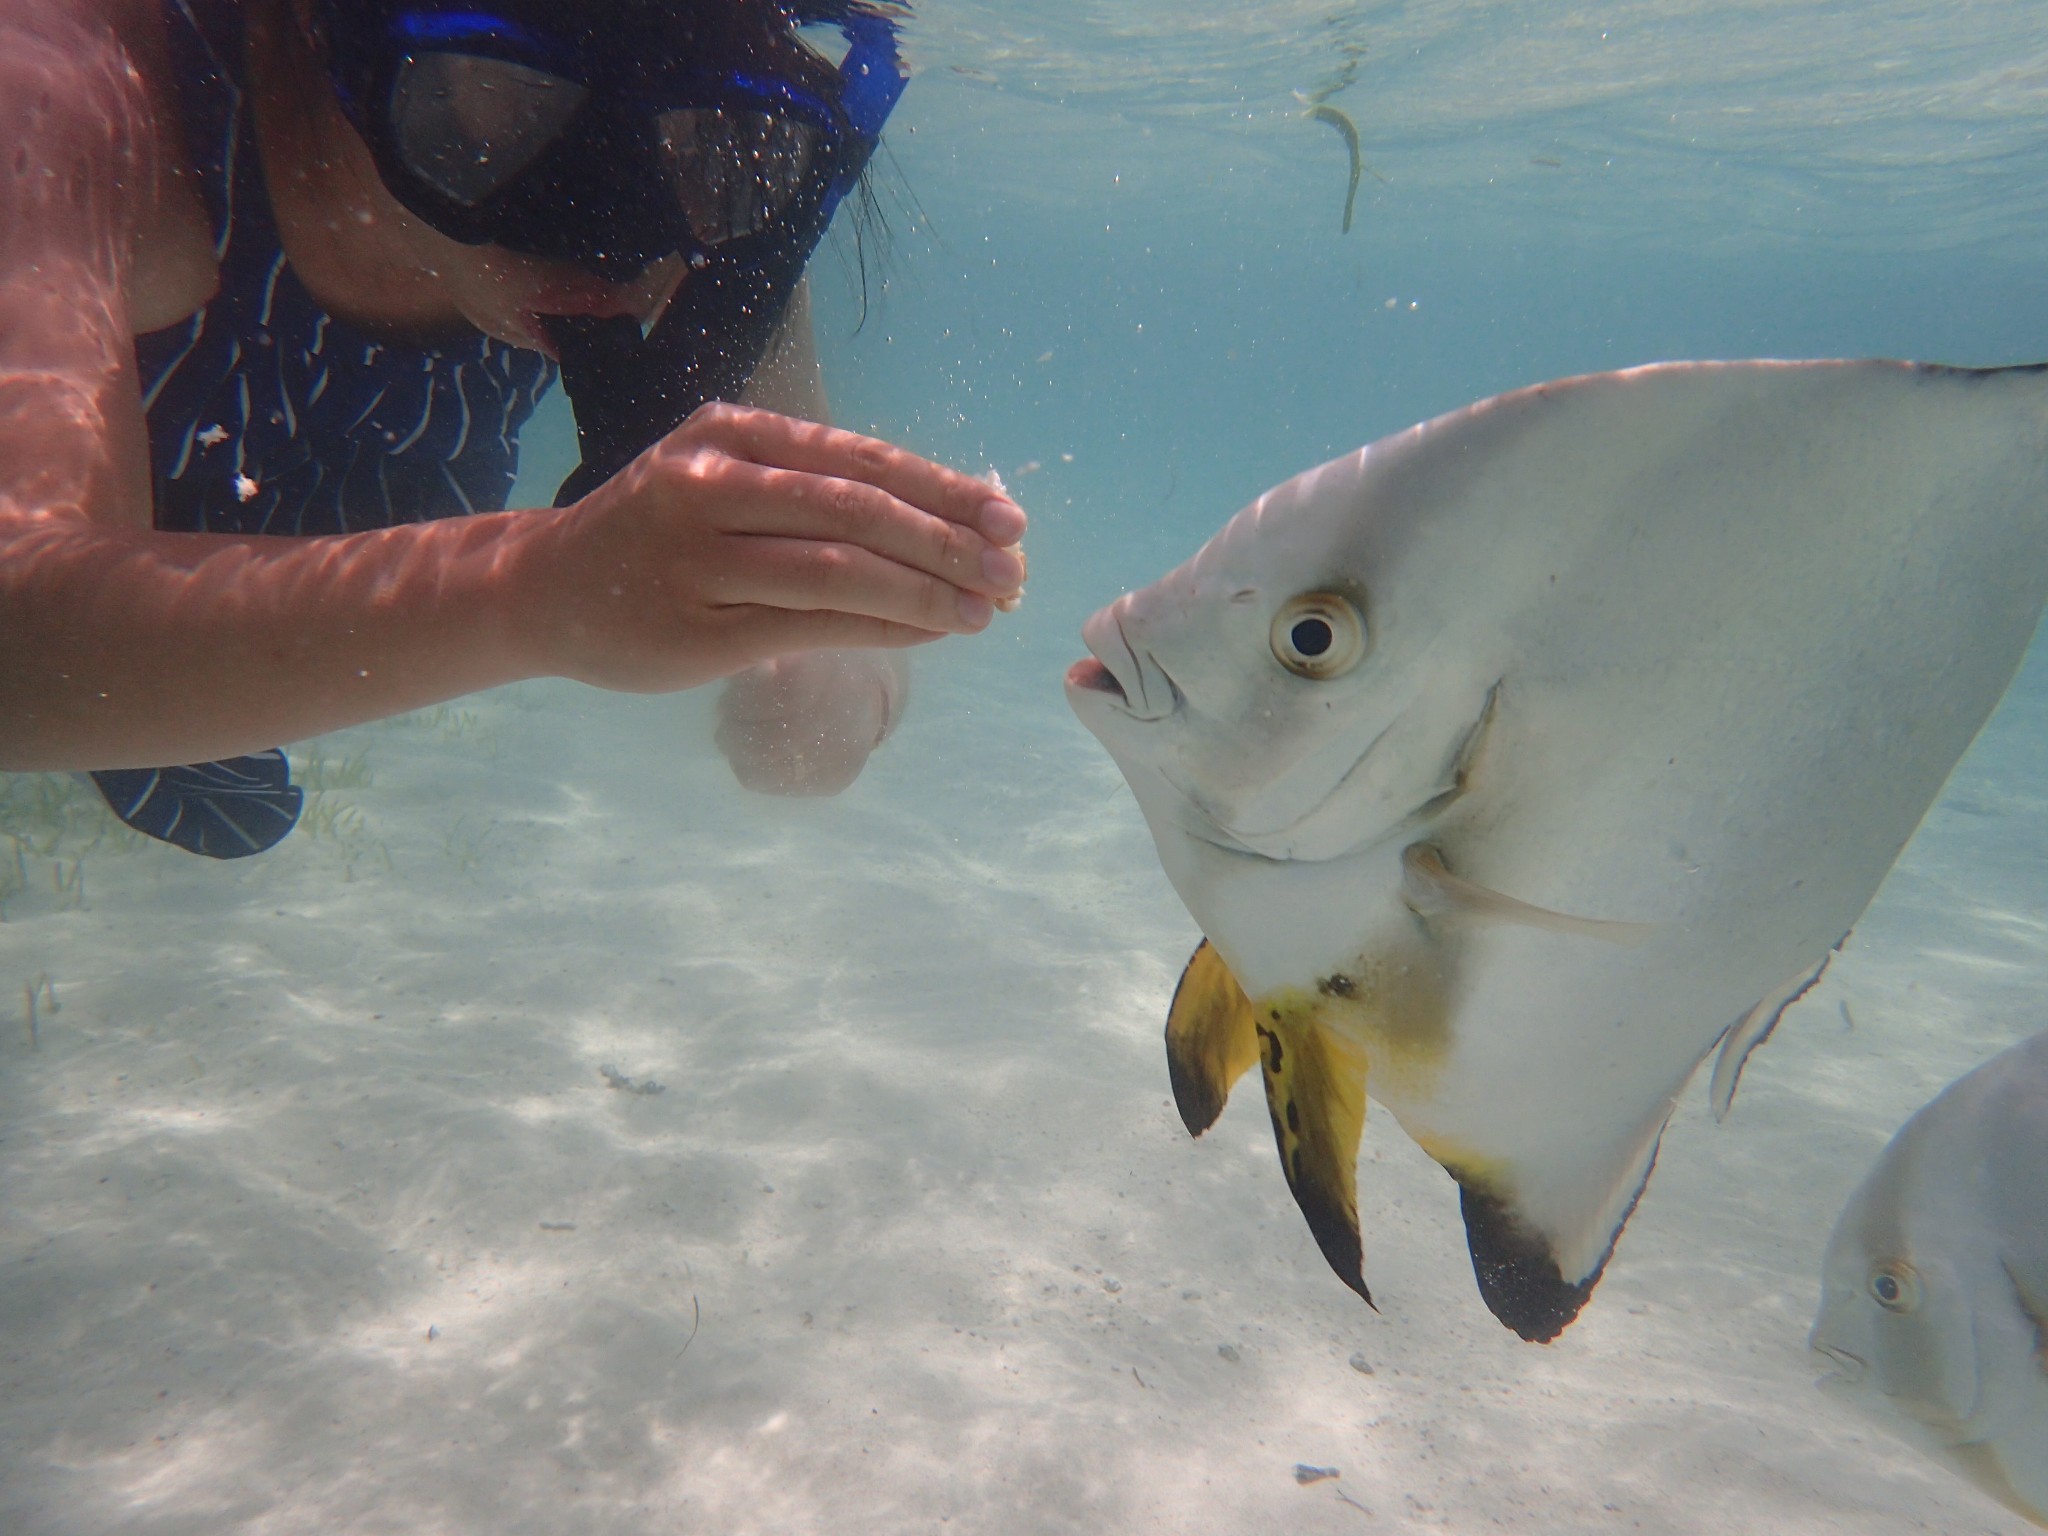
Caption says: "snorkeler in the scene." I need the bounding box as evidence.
[0,0,1026,854]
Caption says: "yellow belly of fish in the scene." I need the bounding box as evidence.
[1266,924,1458,1106]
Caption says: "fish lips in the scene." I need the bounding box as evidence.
[1064,656,1125,702]
[1069,599,1183,723]
[1810,1339,1870,1387]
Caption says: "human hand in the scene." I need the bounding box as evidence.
[714,648,907,797]
[510,404,1026,693]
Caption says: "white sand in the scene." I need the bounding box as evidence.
[1,586,2041,1534]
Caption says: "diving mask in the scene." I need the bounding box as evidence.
[313,0,904,280]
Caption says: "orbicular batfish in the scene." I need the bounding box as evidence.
[1065,360,2048,1341]
[1812,1029,2048,1527]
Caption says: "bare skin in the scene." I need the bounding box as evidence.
[0,0,1025,779]
[719,285,920,794]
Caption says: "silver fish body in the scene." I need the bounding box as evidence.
[1068,360,2048,1339]
[1812,1029,2048,1527]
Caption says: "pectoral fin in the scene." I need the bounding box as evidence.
[1401,845,1652,945]
[1164,940,1261,1136]
[1256,1001,1374,1306]
[2003,1257,2048,1379]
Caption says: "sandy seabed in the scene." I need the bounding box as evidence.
[1,605,2041,1536]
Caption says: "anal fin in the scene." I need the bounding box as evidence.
[1448,1153,1657,1343]
[1256,1002,1374,1306]
[1165,940,1260,1136]
[1428,1088,1678,1342]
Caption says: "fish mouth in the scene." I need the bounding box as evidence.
[1069,599,1181,722]
[1810,1341,1868,1385]
[1065,657,1124,698]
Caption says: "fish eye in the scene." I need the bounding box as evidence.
[1271,592,1366,680]
[1868,1261,1921,1314]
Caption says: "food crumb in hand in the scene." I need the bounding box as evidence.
[978,469,1025,611]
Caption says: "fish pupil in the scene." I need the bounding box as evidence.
[1292,618,1334,657]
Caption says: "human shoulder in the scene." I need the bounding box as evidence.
[0,0,154,119]
[0,0,216,332]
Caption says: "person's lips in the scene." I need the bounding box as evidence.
[527,255,688,346]
[533,279,637,320]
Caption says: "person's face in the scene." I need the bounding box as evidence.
[397,220,687,357]
[285,0,686,355]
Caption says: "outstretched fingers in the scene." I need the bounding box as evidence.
[705,459,1025,607]
[678,403,1027,546]
[529,404,1030,694]
[715,536,995,635]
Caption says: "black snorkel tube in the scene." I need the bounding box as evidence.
[548,5,907,506]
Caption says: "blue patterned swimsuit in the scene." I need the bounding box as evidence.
[90,0,558,857]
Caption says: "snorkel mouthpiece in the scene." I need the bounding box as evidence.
[546,2,907,505]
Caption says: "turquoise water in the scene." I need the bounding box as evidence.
[5,2,2048,1531]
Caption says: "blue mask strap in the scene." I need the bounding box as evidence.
[824,13,906,214]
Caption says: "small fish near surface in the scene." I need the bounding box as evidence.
[1812,1029,2048,1528]
[1066,359,2048,1341]
[1299,101,1386,234]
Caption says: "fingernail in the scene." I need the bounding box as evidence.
[981,546,1026,589]
[979,498,1026,544]
[957,592,995,629]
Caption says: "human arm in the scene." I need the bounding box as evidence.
[1,399,1025,771]
[0,6,1023,772]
